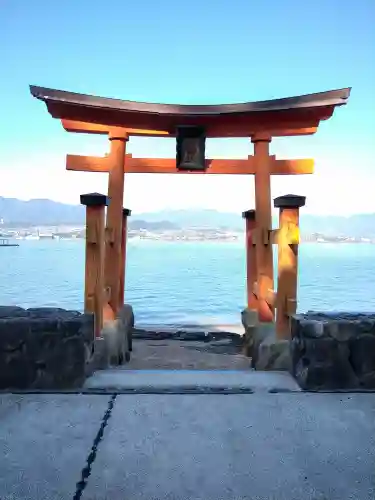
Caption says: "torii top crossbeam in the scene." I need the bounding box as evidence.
[30,85,350,138]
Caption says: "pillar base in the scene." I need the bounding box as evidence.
[241,308,291,371]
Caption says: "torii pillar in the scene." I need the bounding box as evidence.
[252,134,274,322]
[119,208,132,306]
[242,209,258,310]
[104,128,128,321]
[274,194,305,339]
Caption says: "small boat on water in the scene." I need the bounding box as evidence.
[0,237,19,247]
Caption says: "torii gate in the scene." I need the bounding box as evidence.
[30,85,350,339]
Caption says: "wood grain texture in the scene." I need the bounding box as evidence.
[66,154,314,175]
[84,205,106,337]
[253,137,274,322]
[251,227,300,245]
[119,214,128,306]
[275,208,300,339]
[62,119,169,136]
[104,132,127,317]
[245,217,258,310]
[61,119,318,138]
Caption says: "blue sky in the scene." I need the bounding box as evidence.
[0,0,374,214]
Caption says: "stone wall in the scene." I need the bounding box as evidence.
[291,312,375,390]
[242,308,375,391]
[0,306,95,390]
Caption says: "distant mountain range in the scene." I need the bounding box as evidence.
[135,209,375,238]
[0,197,85,226]
[1,196,374,238]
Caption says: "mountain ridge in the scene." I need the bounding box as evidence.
[1,196,374,237]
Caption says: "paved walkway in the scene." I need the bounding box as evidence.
[1,371,375,499]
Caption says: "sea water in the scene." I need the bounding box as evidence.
[0,239,374,327]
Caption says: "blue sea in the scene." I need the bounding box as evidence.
[1,239,375,327]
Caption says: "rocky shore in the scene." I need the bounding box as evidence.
[123,325,249,370]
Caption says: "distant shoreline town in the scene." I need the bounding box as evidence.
[2,197,375,243]
[1,226,375,244]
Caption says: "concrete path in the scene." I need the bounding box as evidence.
[0,394,110,499]
[83,393,375,500]
[83,369,301,393]
[1,386,375,499]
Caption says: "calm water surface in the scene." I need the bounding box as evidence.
[0,239,374,326]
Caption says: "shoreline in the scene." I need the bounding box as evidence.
[134,323,244,333]
[3,235,375,244]
[132,323,245,341]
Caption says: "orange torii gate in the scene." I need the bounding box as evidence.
[30,85,350,339]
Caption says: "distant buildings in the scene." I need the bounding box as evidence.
[1,225,375,244]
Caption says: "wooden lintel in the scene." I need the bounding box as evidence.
[66,154,314,175]
[66,154,110,172]
[271,126,317,137]
[61,119,317,138]
[63,120,110,135]
[251,228,271,245]
[251,227,300,245]
[270,227,300,245]
[272,159,314,175]
[61,119,170,137]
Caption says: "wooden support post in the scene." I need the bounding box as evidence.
[104,128,128,320]
[252,134,274,322]
[242,210,258,310]
[80,192,109,337]
[119,208,132,306]
[274,194,306,339]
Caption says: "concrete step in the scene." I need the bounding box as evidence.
[83,369,301,393]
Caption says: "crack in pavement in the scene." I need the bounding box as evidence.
[72,394,117,500]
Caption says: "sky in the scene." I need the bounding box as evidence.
[0,0,374,215]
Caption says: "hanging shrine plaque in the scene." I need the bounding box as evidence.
[176,126,206,171]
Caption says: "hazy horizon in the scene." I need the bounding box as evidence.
[3,195,375,219]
